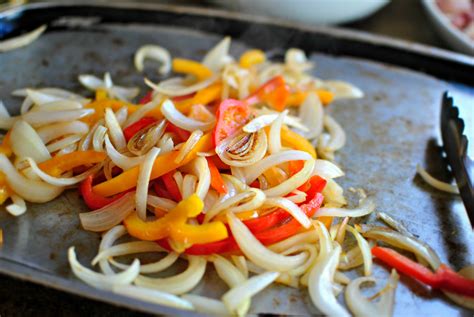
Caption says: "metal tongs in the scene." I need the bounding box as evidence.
[440,92,473,226]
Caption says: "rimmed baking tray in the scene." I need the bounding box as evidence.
[0,3,473,316]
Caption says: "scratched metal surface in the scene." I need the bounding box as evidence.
[0,3,473,317]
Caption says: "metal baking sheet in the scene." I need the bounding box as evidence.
[0,3,473,316]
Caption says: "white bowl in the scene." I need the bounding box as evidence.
[213,0,389,25]
[422,0,474,55]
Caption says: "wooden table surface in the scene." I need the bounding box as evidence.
[0,1,456,316]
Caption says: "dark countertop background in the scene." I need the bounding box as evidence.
[0,0,455,316]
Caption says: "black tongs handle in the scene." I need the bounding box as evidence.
[440,92,474,226]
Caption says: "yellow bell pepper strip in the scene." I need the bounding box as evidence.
[172,58,213,82]
[93,132,213,197]
[0,131,12,157]
[124,194,228,245]
[38,150,107,177]
[175,82,222,114]
[281,126,317,158]
[287,89,334,107]
[239,49,266,68]
[95,89,108,101]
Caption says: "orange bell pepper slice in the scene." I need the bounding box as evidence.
[93,133,213,197]
[0,131,12,157]
[287,89,334,107]
[206,157,227,194]
[172,58,213,81]
[38,150,106,177]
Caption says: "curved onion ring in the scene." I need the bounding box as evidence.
[134,44,171,75]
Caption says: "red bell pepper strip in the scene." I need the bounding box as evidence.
[139,91,153,104]
[158,193,324,255]
[245,75,290,111]
[213,99,252,146]
[206,157,227,194]
[372,246,474,297]
[166,123,191,143]
[153,179,175,201]
[303,175,327,203]
[79,175,126,210]
[162,171,182,202]
[123,117,157,141]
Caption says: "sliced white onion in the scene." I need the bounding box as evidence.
[322,115,346,151]
[115,106,128,127]
[10,119,50,163]
[20,97,34,115]
[134,44,171,75]
[174,130,203,164]
[111,252,179,274]
[14,87,87,101]
[162,99,214,132]
[416,164,459,194]
[205,188,265,222]
[181,294,229,316]
[0,100,11,118]
[202,36,232,71]
[181,156,211,200]
[317,197,375,218]
[35,100,83,112]
[23,109,94,127]
[269,230,318,254]
[322,178,347,207]
[268,110,287,154]
[37,121,89,144]
[264,159,315,197]
[68,247,139,291]
[46,134,82,153]
[216,130,268,167]
[231,255,249,279]
[98,225,127,275]
[181,174,197,199]
[79,74,139,101]
[25,157,100,186]
[313,159,344,179]
[104,135,145,170]
[362,228,441,270]
[92,241,164,265]
[227,212,308,272]
[346,225,372,276]
[323,80,364,99]
[92,125,107,152]
[308,242,350,317]
[0,154,63,203]
[338,246,364,271]
[345,269,399,317]
[5,194,27,216]
[147,194,176,211]
[286,190,307,204]
[135,256,207,295]
[105,108,126,150]
[253,108,310,132]
[0,116,16,129]
[285,48,313,71]
[264,197,311,228]
[222,271,279,315]
[79,192,135,232]
[0,25,46,52]
[113,284,193,310]
[123,95,162,128]
[145,75,219,97]
[136,147,160,220]
[242,150,312,184]
[158,132,174,154]
[299,92,323,139]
